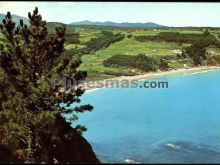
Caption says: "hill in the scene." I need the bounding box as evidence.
[71,20,167,29]
[0,14,167,32]
[0,13,29,25]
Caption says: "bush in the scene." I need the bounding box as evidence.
[206,56,216,65]
[103,70,136,76]
[135,32,218,47]
[185,43,207,66]
[65,32,80,44]
[84,31,125,53]
[135,54,160,72]
[213,55,220,64]
[127,34,132,38]
[103,54,135,68]
[103,54,169,72]
[159,55,177,60]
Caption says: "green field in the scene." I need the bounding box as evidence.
[2,26,220,80]
[79,35,191,79]
[65,43,86,50]
[80,38,182,65]
[72,28,220,80]
[96,38,181,56]
[0,32,3,39]
[169,59,194,69]
[77,29,101,43]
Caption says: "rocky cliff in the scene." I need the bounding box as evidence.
[0,115,100,164]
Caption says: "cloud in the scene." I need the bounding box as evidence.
[56,2,75,7]
[0,2,220,26]
[111,6,121,12]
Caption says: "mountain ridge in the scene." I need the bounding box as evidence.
[70,20,167,28]
[0,13,166,29]
[0,13,29,25]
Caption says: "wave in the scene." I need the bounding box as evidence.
[124,159,140,164]
[183,70,216,76]
[165,142,200,155]
[85,87,103,94]
[147,140,220,163]
[165,143,181,149]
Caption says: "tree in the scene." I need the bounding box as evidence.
[203,29,211,36]
[127,34,132,38]
[0,7,93,163]
[185,43,207,66]
[159,59,169,71]
[134,54,160,72]
[65,32,80,44]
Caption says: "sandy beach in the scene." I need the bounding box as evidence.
[82,66,220,93]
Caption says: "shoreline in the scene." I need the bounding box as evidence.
[84,66,220,93]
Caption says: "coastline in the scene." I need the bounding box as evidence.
[84,66,220,93]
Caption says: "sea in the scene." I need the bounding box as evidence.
[68,69,220,163]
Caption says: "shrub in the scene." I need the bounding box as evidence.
[84,31,125,53]
[135,32,218,47]
[103,54,169,72]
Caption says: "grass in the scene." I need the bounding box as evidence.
[171,29,203,34]
[130,29,204,37]
[131,30,161,36]
[79,37,188,80]
[210,30,220,41]
[79,62,135,80]
[64,44,85,50]
[81,38,182,65]
[212,55,220,64]
[1,27,207,80]
[0,32,4,41]
[208,47,220,52]
[169,59,194,69]
[96,38,181,56]
[78,30,101,43]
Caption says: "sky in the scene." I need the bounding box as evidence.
[0,2,220,27]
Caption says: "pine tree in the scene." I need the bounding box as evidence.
[0,7,93,163]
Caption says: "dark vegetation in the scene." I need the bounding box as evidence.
[1,7,220,164]
[0,8,99,163]
[103,54,169,72]
[47,23,220,72]
[127,34,132,38]
[135,31,218,47]
[103,70,136,76]
[83,31,125,54]
[135,30,219,66]
[61,30,125,57]
[65,32,80,44]
[183,43,207,66]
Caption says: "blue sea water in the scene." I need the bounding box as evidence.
[69,70,220,163]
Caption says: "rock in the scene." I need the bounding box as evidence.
[38,115,100,164]
[0,145,22,163]
[0,115,100,164]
